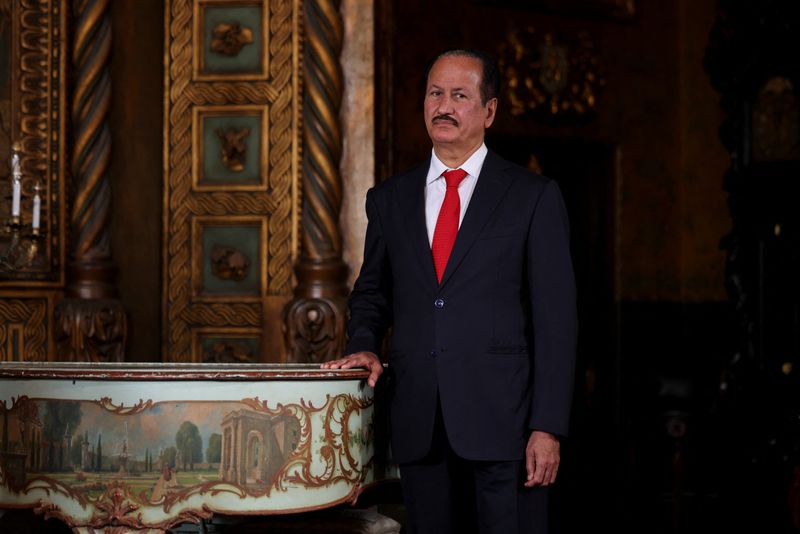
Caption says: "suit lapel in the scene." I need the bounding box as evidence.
[439,151,513,288]
[398,159,438,289]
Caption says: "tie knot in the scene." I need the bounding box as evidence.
[443,168,467,188]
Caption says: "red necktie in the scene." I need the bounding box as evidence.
[431,168,467,283]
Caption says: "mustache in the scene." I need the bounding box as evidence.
[432,114,458,126]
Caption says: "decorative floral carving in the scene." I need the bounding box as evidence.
[92,484,140,528]
[53,299,126,362]
[210,244,250,281]
[498,27,605,120]
[211,22,254,56]
[283,297,346,363]
[214,127,251,172]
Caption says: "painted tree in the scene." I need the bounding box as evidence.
[206,433,222,464]
[42,401,81,471]
[175,421,202,470]
[162,446,177,468]
[69,433,83,468]
[96,434,102,472]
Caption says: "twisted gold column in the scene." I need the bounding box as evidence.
[55,0,126,361]
[284,0,348,363]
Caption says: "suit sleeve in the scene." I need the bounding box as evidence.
[344,188,393,356]
[526,179,578,438]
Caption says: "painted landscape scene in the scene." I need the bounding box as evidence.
[0,397,303,502]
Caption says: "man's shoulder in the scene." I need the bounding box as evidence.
[370,160,429,196]
[484,150,552,190]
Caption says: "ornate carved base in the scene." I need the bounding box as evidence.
[54,299,126,362]
[283,296,347,363]
[283,260,348,363]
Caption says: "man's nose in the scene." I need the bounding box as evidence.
[437,95,455,114]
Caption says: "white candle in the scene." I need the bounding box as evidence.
[32,191,41,230]
[11,176,21,218]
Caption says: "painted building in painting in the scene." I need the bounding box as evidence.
[219,409,300,488]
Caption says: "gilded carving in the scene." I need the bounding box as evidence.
[185,303,261,327]
[0,298,48,361]
[165,0,298,361]
[752,77,800,162]
[284,297,346,363]
[210,244,250,281]
[70,0,113,262]
[498,27,605,120]
[211,21,255,56]
[53,299,126,362]
[215,126,251,171]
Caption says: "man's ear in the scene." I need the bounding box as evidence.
[484,98,498,128]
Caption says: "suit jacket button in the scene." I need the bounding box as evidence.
[430,349,438,357]
[434,298,445,309]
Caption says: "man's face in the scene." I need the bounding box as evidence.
[424,55,497,156]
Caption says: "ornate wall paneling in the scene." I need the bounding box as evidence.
[164,0,302,362]
[0,0,68,361]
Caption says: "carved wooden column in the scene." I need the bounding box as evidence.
[54,0,126,361]
[283,0,349,363]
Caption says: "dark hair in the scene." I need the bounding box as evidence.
[424,49,501,105]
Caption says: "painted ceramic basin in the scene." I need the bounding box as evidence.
[0,362,377,531]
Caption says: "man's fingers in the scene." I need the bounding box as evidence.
[322,353,383,387]
[548,463,559,485]
[525,447,536,486]
[368,368,381,387]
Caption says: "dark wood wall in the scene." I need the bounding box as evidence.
[109,0,163,362]
[384,0,729,303]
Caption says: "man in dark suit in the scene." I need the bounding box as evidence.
[323,49,577,534]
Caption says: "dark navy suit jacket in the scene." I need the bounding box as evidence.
[345,150,577,464]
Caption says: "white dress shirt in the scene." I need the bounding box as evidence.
[424,143,488,245]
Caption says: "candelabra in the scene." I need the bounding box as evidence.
[1,143,44,272]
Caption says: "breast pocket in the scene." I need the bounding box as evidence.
[477,222,526,240]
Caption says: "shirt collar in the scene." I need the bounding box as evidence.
[427,143,488,186]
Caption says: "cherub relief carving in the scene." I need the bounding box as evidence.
[210,244,250,281]
[210,22,254,56]
[215,127,250,172]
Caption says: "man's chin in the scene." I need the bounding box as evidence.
[429,130,459,145]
